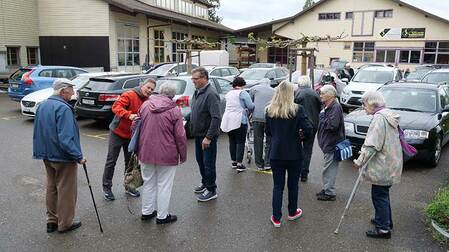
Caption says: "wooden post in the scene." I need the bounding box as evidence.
[186,43,192,73]
[301,42,308,75]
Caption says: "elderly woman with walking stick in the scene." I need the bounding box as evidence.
[353,90,403,239]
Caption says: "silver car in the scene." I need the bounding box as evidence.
[204,65,240,81]
[238,67,289,88]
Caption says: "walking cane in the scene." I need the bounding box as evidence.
[334,155,374,234]
[82,163,104,233]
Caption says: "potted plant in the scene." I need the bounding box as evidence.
[425,187,449,242]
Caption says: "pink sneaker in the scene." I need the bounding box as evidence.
[271,216,281,228]
[288,208,303,221]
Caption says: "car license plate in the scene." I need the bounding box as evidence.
[82,99,95,105]
[11,84,19,89]
[23,108,31,112]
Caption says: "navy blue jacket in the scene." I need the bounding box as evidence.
[317,100,345,153]
[33,96,83,162]
[265,105,313,161]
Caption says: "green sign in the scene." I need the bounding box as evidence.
[401,28,426,39]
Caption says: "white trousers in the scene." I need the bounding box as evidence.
[140,162,177,219]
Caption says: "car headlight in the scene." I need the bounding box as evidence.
[344,122,355,134]
[403,129,429,140]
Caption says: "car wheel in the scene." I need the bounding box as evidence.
[428,136,442,167]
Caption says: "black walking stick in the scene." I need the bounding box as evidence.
[82,163,104,233]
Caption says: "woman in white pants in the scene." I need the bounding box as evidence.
[135,83,187,224]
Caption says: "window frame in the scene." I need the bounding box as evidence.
[375,9,393,18]
[352,42,375,63]
[318,12,341,20]
[154,30,165,63]
[117,22,140,67]
[172,31,188,63]
[26,47,39,65]
[6,46,20,66]
[424,41,449,64]
[345,12,353,19]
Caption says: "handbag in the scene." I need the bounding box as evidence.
[334,139,353,161]
[128,119,141,153]
[124,153,143,191]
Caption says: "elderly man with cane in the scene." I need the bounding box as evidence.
[33,78,87,233]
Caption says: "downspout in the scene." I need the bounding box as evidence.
[146,16,150,66]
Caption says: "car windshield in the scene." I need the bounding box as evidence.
[10,68,32,81]
[249,63,274,69]
[352,70,394,83]
[239,69,269,80]
[423,72,449,84]
[149,64,174,76]
[70,76,90,89]
[84,79,119,91]
[381,88,437,113]
[155,79,187,95]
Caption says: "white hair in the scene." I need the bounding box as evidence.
[320,85,337,97]
[297,75,311,88]
[159,83,177,98]
[362,90,385,108]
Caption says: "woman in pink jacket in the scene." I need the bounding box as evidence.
[136,83,187,224]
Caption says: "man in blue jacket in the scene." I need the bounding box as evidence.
[33,78,86,234]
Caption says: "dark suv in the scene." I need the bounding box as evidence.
[75,74,151,121]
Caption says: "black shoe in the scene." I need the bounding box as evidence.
[125,189,140,197]
[58,221,82,233]
[231,162,238,169]
[316,189,325,196]
[103,188,115,201]
[156,214,177,224]
[194,184,206,194]
[141,211,157,221]
[47,223,57,233]
[236,164,247,172]
[197,189,218,202]
[366,228,391,239]
[371,218,393,230]
[317,193,336,201]
[300,176,308,182]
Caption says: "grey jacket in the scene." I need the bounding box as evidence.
[294,86,322,130]
[190,83,222,139]
[249,84,274,122]
[317,100,345,153]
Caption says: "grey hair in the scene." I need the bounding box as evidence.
[297,75,311,88]
[362,90,385,108]
[320,85,337,97]
[191,67,209,80]
[159,83,177,98]
[142,77,156,86]
[53,88,64,96]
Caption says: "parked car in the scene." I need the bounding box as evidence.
[75,74,150,121]
[344,82,449,167]
[204,65,240,81]
[155,75,232,137]
[340,65,402,110]
[313,70,347,98]
[248,63,277,69]
[8,65,88,101]
[421,68,449,84]
[20,72,123,117]
[143,63,198,77]
[141,62,172,74]
[238,67,289,88]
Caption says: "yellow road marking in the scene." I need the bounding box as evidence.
[1,116,20,120]
[249,168,272,175]
[83,133,109,140]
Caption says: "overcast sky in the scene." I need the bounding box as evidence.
[217,0,449,30]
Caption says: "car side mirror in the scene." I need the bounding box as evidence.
[341,78,349,83]
[269,77,275,81]
[443,105,449,113]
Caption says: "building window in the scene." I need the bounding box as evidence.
[344,42,351,50]
[345,12,353,19]
[375,50,396,63]
[397,50,421,64]
[268,47,288,65]
[117,23,140,67]
[154,30,165,63]
[318,12,341,20]
[424,41,449,64]
[352,42,375,62]
[27,47,39,65]
[375,10,393,18]
[7,47,20,66]
[172,32,188,63]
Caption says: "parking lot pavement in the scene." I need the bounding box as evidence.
[0,93,447,251]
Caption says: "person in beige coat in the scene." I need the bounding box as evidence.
[353,90,403,239]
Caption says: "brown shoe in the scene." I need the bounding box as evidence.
[58,221,82,233]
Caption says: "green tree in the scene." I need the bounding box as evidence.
[207,0,222,23]
[303,0,315,9]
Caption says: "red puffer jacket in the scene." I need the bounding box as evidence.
[112,89,147,139]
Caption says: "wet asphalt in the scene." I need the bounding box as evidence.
[0,92,447,251]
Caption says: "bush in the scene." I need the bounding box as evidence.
[425,187,449,230]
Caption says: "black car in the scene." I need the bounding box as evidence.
[344,82,449,167]
[75,74,151,121]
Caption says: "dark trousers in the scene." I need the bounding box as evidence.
[102,131,131,190]
[271,159,301,221]
[228,124,247,163]
[253,121,271,167]
[195,137,218,192]
[301,129,316,177]
[371,184,393,231]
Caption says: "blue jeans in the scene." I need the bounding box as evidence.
[271,159,301,221]
[371,184,393,231]
[195,137,217,192]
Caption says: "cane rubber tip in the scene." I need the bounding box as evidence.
[334,230,338,234]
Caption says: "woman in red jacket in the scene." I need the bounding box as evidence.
[137,82,187,224]
[102,78,156,201]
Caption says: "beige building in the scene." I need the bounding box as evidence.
[0,0,232,81]
[238,0,449,71]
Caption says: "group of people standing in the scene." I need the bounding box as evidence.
[33,66,403,239]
